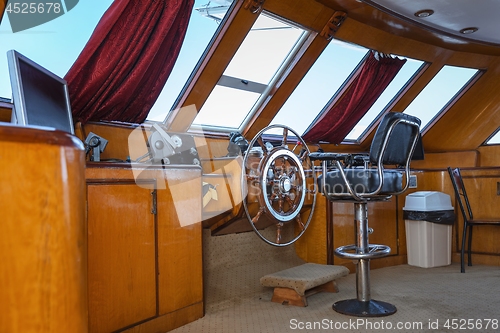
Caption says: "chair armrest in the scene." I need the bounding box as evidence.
[351,154,370,167]
[309,152,350,162]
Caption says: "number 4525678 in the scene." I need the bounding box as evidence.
[6,2,62,14]
[443,319,498,330]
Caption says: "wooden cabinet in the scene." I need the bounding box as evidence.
[86,164,204,333]
[87,182,157,332]
[0,126,87,333]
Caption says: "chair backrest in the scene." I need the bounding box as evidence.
[447,167,473,221]
[369,112,422,167]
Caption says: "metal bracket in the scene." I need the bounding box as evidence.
[151,190,157,215]
[244,0,265,14]
[320,11,347,41]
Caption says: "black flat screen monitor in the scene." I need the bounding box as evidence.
[7,50,74,134]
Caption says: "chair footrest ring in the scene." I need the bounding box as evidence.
[334,244,391,260]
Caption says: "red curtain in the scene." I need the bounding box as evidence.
[65,0,194,124]
[302,51,406,144]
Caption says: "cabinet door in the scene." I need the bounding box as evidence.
[87,183,157,333]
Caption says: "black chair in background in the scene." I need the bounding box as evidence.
[447,167,500,273]
[310,112,421,317]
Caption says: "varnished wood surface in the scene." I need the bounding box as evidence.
[87,183,157,333]
[0,101,11,122]
[0,125,87,333]
[317,0,500,55]
[121,302,204,333]
[0,0,6,17]
[454,168,500,255]
[156,167,203,315]
[85,164,203,333]
[410,151,478,169]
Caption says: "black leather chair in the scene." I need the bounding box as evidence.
[310,112,421,317]
[447,167,500,273]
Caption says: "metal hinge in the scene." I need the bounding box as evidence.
[151,190,157,215]
[244,0,265,14]
[320,11,347,41]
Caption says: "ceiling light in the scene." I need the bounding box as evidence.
[460,27,478,34]
[414,9,434,18]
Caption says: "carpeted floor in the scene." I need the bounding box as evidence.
[172,229,500,333]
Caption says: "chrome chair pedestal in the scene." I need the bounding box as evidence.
[332,202,396,317]
[309,112,422,318]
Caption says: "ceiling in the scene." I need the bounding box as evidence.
[363,0,500,46]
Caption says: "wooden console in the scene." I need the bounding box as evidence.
[85,162,204,333]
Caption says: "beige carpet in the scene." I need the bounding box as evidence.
[172,229,500,333]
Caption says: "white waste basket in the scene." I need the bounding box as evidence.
[403,191,455,268]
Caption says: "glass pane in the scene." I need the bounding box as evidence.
[193,85,260,129]
[0,1,114,98]
[192,13,306,129]
[269,39,368,136]
[403,65,479,129]
[147,0,235,121]
[344,57,425,141]
[486,129,500,144]
[223,15,304,84]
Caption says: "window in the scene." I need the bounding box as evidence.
[485,129,500,145]
[269,40,368,136]
[147,0,236,121]
[403,65,480,131]
[344,57,425,141]
[190,12,308,131]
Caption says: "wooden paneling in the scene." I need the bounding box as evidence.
[330,198,399,266]
[202,156,244,225]
[87,183,157,333]
[410,151,479,169]
[317,0,500,55]
[0,0,6,17]
[477,145,500,167]
[296,193,401,269]
[157,167,203,315]
[121,303,204,333]
[455,169,500,255]
[80,122,145,162]
[0,104,11,122]
[0,125,87,333]
[295,196,328,264]
[85,164,204,333]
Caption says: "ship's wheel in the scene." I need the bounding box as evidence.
[241,124,317,246]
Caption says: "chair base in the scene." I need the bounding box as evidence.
[332,202,397,317]
[333,299,397,317]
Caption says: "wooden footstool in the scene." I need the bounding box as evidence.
[260,263,350,307]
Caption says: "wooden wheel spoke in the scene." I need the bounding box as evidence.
[296,215,305,231]
[278,195,284,212]
[285,195,297,210]
[242,124,317,247]
[299,150,308,163]
[268,192,278,203]
[276,223,283,244]
[252,207,265,224]
[282,128,288,146]
[278,157,286,173]
[257,137,267,153]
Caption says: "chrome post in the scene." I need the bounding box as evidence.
[332,201,397,317]
[355,202,371,302]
